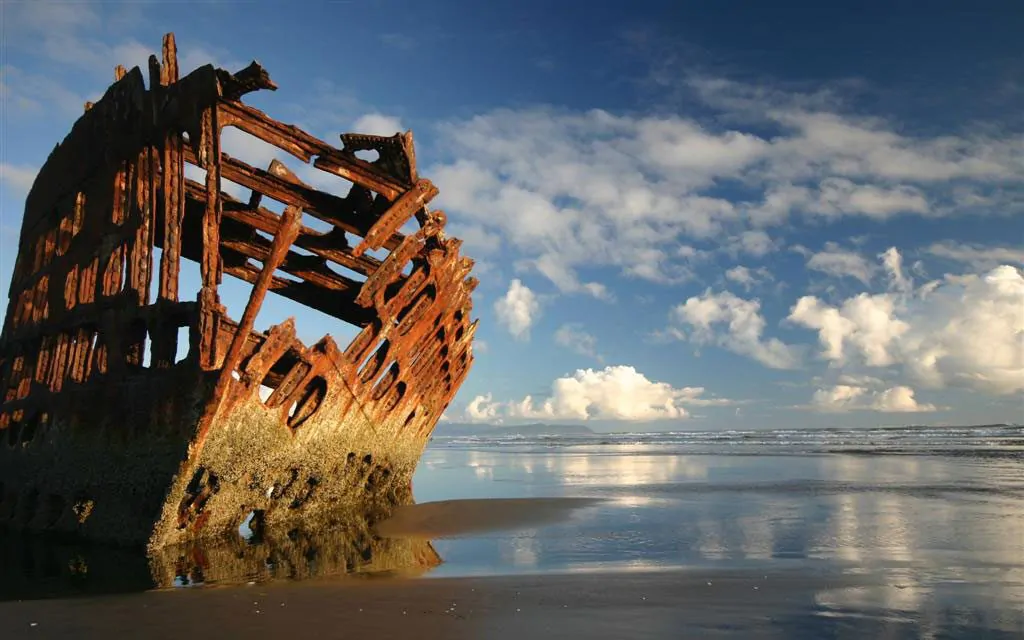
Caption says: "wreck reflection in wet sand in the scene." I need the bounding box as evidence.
[0,497,599,599]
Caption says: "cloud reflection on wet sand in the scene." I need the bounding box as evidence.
[414,441,1024,634]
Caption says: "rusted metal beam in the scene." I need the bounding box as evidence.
[218,227,364,293]
[226,205,302,365]
[353,179,438,257]
[192,150,405,251]
[193,204,303,455]
[159,51,185,304]
[200,105,222,291]
[217,101,329,164]
[184,179,383,275]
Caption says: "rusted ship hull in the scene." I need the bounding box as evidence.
[0,34,476,549]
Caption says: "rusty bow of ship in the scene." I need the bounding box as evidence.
[0,34,477,549]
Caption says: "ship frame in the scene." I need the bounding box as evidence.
[0,34,477,550]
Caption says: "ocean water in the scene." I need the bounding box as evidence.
[413,424,1024,635]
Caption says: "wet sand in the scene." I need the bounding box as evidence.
[0,498,868,638]
[0,568,868,639]
[373,497,602,539]
[2,436,1022,638]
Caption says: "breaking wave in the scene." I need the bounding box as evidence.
[430,424,1024,459]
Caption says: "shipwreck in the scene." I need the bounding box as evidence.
[0,34,477,550]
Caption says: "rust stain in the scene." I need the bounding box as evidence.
[0,33,477,549]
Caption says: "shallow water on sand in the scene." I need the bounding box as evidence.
[412,426,1024,636]
[1,425,1021,637]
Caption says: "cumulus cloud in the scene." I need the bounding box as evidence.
[554,323,602,361]
[465,393,503,423]
[668,290,800,369]
[351,113,405,137]
[790,293,907,366]
[804,243,876,284]
[809,384,937,413]
[494,279,540,340]
[790,249,1024,395]
[809,384,866,412]
[871,386,937,413]
[462,365,733,423]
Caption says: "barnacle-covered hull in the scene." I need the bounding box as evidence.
[0,34,477,549]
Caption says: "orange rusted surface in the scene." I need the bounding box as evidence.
[0,33,477,548]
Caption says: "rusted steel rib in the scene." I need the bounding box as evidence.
[0,33,477,550]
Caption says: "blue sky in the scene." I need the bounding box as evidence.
[1,1,1022,430]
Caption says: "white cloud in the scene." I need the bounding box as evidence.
[465,393,503,423]
[494,279,540,340]
[813,179,930,219]
[810,384,866,412]
[805,243,876,284]
[635,117,769,174]
[176,46,245,77]
[429,75,1022,298]
[447,223,503,255]
[926,241,1024,272]
[11,2,245,78]
[836,373,885,387]
[757,179,929,225]
[10,1,99,33]
[431,109,749,294]
[790,249,1024,395]
[518,255,612,299]
[0,66,85,116]
[725,265,772,291]
[7,3,148,75]
[465,365,732,423]
[879,246,912,293]
[871,386,937,413]
[790,293,909,367]
[668,290,800,369]
[809,384,937,413]
[554,323,602,361]
[351,113,405,137]
[691,77,1022,182]
[734,230,780,257]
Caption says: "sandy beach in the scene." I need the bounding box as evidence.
[0,568,877,640]
[1,427,1022,638]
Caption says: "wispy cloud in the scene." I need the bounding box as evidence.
[429,74,1023,297]
[554,323,603,362]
